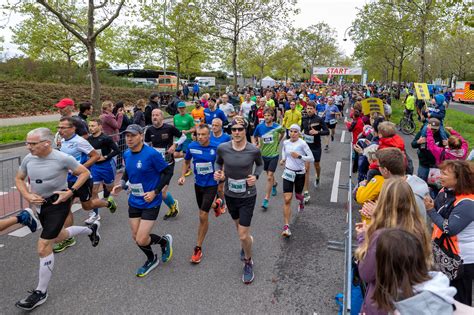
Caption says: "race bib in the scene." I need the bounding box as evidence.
[194,119,201,125]
[154,147,166,158]
[129,183,145,196]
[262,134,274,144]
[95,149,102,156]
[196,162,213,175]
[318,112,325,117]
[282,169,296,182]
[228,178,247,193]
[329,119,336,125]
[258,118,264,124]
[304,134,314,144]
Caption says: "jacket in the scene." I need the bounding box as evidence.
[283,109,302,129]
[355,175,384,204]
[346,117,364,145]
[301,114,329,148]
[132,108,146,127]
[144,100,160,125]
[100,111,123,142]
[406,175,429,222]
[426,128,468,165]
[378,134,405,152]
[412,129,443,167]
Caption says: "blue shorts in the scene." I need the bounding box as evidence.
[91,160,116,185]
[176,139,192,153]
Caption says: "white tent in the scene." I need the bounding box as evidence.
[261,76,276,87]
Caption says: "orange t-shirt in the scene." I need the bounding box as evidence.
[191,107,205,126]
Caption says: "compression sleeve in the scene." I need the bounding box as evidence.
[175,133,187,146]
[154,165,173,194]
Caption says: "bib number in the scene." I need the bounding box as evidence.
[304,134,314,144]
[262,134,274,144]
[196,162,213,175]
[329,119,336,125]
[318,112,324,117]
[194,119,201,125]
[129,183,145,196]
[228,178,247,193]
[154,147,166,159]
[282,169,296,182]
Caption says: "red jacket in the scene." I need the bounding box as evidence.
[379,134,405,152]
[346,118,364,144]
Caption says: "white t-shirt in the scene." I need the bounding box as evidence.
[282,138,314,172]
[240,101,255,119]
[219,103,235,118]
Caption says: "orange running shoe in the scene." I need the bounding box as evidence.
[191,246,202,264]
[214,198,224,217]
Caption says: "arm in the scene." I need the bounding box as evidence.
[104,138,120,160]
[358,230,383,283]
[105,114,120,130]
[297,112,302,126]
[449,129,469,157]
[427,200,474,236]
[319,120,330,136]
[153,165,173,194]
[356,177,383,204]
[411,131,422,149]
[253,149,263,178]
[347,120,357,132]
[83,150,100,169]
[426,128,443,165]
[15,170,44,205]
[301,143,314,162]
[116,112,124,129]
[54,164,90,204]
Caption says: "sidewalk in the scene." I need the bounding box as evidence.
[0,113,61,127]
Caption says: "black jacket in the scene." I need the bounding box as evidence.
[411,129,443,167]
[301,114,329,148]
[144,100,160,125]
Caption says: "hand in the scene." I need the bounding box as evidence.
[118,107,124,114]
[290,152,300,159]
[178,176,185,185]
[445,126,453,133]
[167,145,176,155]
[353,144,363,154]
[214,170,225,181]
[97,155,106,162]
[427,124,432,130]
[111,185,123,196]
[143,191,156,203]
[360,201,376,218]
[359,180,368,187]
[355,221,368,236]
[246,175,257,186]
[442,140,448,147]
[427,113,431,118]
[279,159,285,166]
[26,193,45,205]
[309,129,317,135]
[417,137,426,144]
[52,190,73,205]
[424,195,434,211]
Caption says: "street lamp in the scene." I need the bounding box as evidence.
[343,26,353,41]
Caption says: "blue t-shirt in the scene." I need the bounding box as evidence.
[60,134,93,182]
[204,108,228,125]
[210,132,231,146]
[124,144,168,209]
[185,141,218,187]
[325,105,340,123]
[316,103,326,117]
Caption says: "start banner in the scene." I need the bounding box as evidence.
[313,67,363,76]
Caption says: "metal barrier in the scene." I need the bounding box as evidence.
[328,135,355,314]
[0,156,24,218]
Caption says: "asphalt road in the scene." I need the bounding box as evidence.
[0,124,353,314]
[448,101,474,115]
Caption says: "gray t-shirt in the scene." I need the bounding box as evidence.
[19,150,80,198]
[216,141,263,198]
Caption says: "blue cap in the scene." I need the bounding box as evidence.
[177,101,186,108]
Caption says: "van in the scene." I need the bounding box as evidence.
[453,81,474,103]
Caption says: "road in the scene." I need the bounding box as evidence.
[0,123,356,314]
[448,101,474,115]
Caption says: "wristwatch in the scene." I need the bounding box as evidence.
[70,187,78,194]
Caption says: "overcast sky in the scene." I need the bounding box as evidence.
[1,0,369,62]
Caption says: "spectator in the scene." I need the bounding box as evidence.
[132,99,146,127]
[200,93,210,108]
[54,98,89,138]
[424,160,474,306]
[144,93,160,125]
[78,101,92,127]
[113,101,130,170]
[100,100,123,142]
[182,83,189,100]
[192,81,200,100]
[420,94,448,139]
[347,110,364,173]
[377,121,405,152]
[426,125,469,165]
[355,178,432,315]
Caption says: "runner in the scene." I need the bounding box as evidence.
[323,97,341,151]
[54,117,116,253]
[239,93,255,121]
[145,108,186,220]
[301,102,329,203]
[204,98,228,129]
[173,101,195,177]
[178,125,220,263]
[0,208,38,233]
[14,127,101,311]
[280,124,314,237]
[252,108,285,210]
[214,116,263,284]
[282,100,302,138]
[86,118,120,224]
[111,124,174,277]
[219,94,236,120]
[210,118,231,214]
[191,100,205,127]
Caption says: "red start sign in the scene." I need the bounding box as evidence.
[313,67,363,75]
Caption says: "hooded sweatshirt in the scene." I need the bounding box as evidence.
[406,175,429,221]
[394,272,456,315]
[378,134,405,152]
[426,128,468,165]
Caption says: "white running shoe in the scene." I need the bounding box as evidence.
[84,212,101,225]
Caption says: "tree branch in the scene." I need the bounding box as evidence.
[94,0,109,10]
[92,0,125,40]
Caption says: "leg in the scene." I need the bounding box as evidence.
[238,225,252,260]
[0,216,19,231]
[314,161,321,179]
[196,210,209,247]
[264,171,274,200]
[283,192,293,225]
[303,161,310,192]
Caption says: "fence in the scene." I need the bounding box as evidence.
[0,156,24,218]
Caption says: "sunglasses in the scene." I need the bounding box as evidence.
[231,127,245,132]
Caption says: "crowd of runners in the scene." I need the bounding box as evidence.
[1,82,473,313]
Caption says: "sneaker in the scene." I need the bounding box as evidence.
[190,246,202,264]
[16,208,38,233]
[184,169,192,177]
[15,290,48,311]
[161,234,173,263]
[281,225,292,238]
[271,183,278,196]
[298,202,304,213]
[331,135,334,141]
[214,198,226,216]
[314,177,320,188]
[88,221,101,247]
[324,145,329,151]
[303,191,310,204]
[107,196,117,213]
[53,237,76,253]
[84,212,101,225]
[261,199,269,210]
[136,254,159,277]
[242,258,254,284]
[163,201,179,220]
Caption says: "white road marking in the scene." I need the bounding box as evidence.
[340,131,345,143]
[330,161,342,203]
[0,192,7,196]
[345,108,349,114]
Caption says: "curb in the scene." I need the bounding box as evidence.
[0,142,24,150]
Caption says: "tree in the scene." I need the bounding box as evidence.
[200,0,297,90]
[269,44,302,82]
[25,0,127,115]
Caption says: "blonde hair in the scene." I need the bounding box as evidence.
[355,178,432,267]
[101,100,114,111]
[136,99,146,111]
[377,121,396,137]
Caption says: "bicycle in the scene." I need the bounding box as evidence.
[398,109,416,135]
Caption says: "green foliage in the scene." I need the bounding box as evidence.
[0,121,58,144]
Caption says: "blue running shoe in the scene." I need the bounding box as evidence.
[16,208,38,233]
[240,248,245,261]
[161,234,173,263]
[136,254,159,277]
[242,258,254,284]
[271,183,278,196]
[261,199,269,210]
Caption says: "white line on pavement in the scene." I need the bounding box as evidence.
[340,131,345,143]
[330,161,342,203]
[345,108,349,114]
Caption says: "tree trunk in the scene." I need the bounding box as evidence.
[176,61,181,91]
[419,16,427,82]
[397,59,403,99]
[87,40,101,116]
[232,38,238,92]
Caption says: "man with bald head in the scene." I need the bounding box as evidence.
[210,118,231,145]
[145,108,187,220]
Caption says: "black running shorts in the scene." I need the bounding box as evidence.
[283,174,305,194]
[128,205,160,220]
[68,178,93,202]
[195,184,218,212]
[225,195,257,227]
[262,156,279,172]
[310,148,322,163]
[39,198,72,240]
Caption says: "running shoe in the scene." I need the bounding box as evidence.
[261,199,269,210]
[303,191,310,204]
[240,248,245,261]
[107,196,117,213]
[271,183,278,196]
[298,202,305,213]
[214,198,226,216]
[15,290,48,311]
[53,237,76,253]
[314,177,320,188]
[324,145,329,151]
[190,246,202,264]
[242,258,254,284]
[281,225,292,238]
[163,200,180,220]
[16,208,38,233]
[88,221,101,247]
[136,254,159,277]
[84,212,101,225]
[184,169,192,177]
[161,234,173,263]
[331,135,334,142]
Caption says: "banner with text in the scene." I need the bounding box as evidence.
[361,98,384,115]
[313,67,363,76]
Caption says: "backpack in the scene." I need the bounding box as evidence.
[166,99,178,116]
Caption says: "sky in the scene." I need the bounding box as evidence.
[1,0,370,62]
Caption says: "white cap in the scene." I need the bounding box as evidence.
[289,124,301,132]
